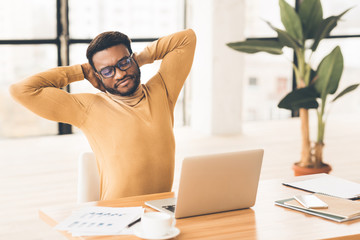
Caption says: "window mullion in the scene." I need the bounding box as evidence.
[57,0,72,135]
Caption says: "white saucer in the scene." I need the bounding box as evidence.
[133,225,180,240]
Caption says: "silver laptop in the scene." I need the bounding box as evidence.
[145,149,264,218]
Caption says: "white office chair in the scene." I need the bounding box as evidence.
[77,152,100,203]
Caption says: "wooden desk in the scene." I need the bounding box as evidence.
[39,178,360,240]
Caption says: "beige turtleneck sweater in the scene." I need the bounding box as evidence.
[10,29,196,200]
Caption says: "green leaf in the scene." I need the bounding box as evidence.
[309,68,317,84]
[279,0,303,42]
[278,85,319,110]
[311,16,337,51]
[266,21,302,50]
[299,0,323,39]
[315,46,343,99]
[226,39,284,55]
[332,84,359,102]
[312,8,352,51]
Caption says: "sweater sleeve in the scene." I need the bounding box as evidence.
[138,29,196,105]
[9,64,91,127]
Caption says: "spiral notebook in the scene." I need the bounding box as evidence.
[282,174,360,200]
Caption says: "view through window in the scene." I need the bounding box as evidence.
[0,1,58,138]
[0,0,184,138]
[1,0,358,138]
[243,0,360,121]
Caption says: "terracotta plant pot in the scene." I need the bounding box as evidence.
[292,162,332,176]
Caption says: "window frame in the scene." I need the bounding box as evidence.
[1,0,186,135]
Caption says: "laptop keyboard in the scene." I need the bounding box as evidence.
[163,205,176,213]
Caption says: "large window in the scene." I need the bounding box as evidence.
[0,1,57,40]
[0,0,184,138]
[242,0,360,121]
[0,1,58,138]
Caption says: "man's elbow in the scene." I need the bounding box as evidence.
[9,83,27,103]
[9,83,19,98]
[187,29,197,44]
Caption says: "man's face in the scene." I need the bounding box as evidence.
[93,44,140,96]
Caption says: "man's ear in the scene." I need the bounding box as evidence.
[132,53,137,62]
[95,72,102,81]
[132,53,141,68]
[95,74,106,92]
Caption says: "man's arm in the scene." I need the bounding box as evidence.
[9,65,94,127]
[135,29,196,104]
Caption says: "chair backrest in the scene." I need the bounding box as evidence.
[77,152,100,203]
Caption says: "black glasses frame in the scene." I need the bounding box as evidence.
[97,53,134,79]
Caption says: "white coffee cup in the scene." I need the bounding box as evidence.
[141,212,176,237]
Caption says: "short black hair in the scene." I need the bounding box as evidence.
[86,31,133,71]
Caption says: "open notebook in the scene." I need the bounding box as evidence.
[282,174,360,199]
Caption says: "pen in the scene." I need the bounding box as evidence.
[127,217,141,228]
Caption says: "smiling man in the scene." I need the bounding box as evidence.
[10,29,196,200]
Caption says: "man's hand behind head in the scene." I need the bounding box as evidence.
[81,63,106,92]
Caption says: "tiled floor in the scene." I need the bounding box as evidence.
[1,116,360,240]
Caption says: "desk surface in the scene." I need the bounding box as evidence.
[39,178,360,240]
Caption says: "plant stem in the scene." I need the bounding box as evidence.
[317,98,326,144]
[315,99,326,167]
[294,50,313,167]
[295,48,307,87]
[314,142,324,168]
[299,108,312,167]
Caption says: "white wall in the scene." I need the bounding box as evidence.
[187,0,246,135]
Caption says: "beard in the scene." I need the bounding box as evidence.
[101,65,141,97]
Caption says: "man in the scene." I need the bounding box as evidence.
[10,29,196,200]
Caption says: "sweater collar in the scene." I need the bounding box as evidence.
[106,85,145,107]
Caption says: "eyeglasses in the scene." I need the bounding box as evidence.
[97,53,133,79]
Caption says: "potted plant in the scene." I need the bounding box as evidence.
[227,0,359,175]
